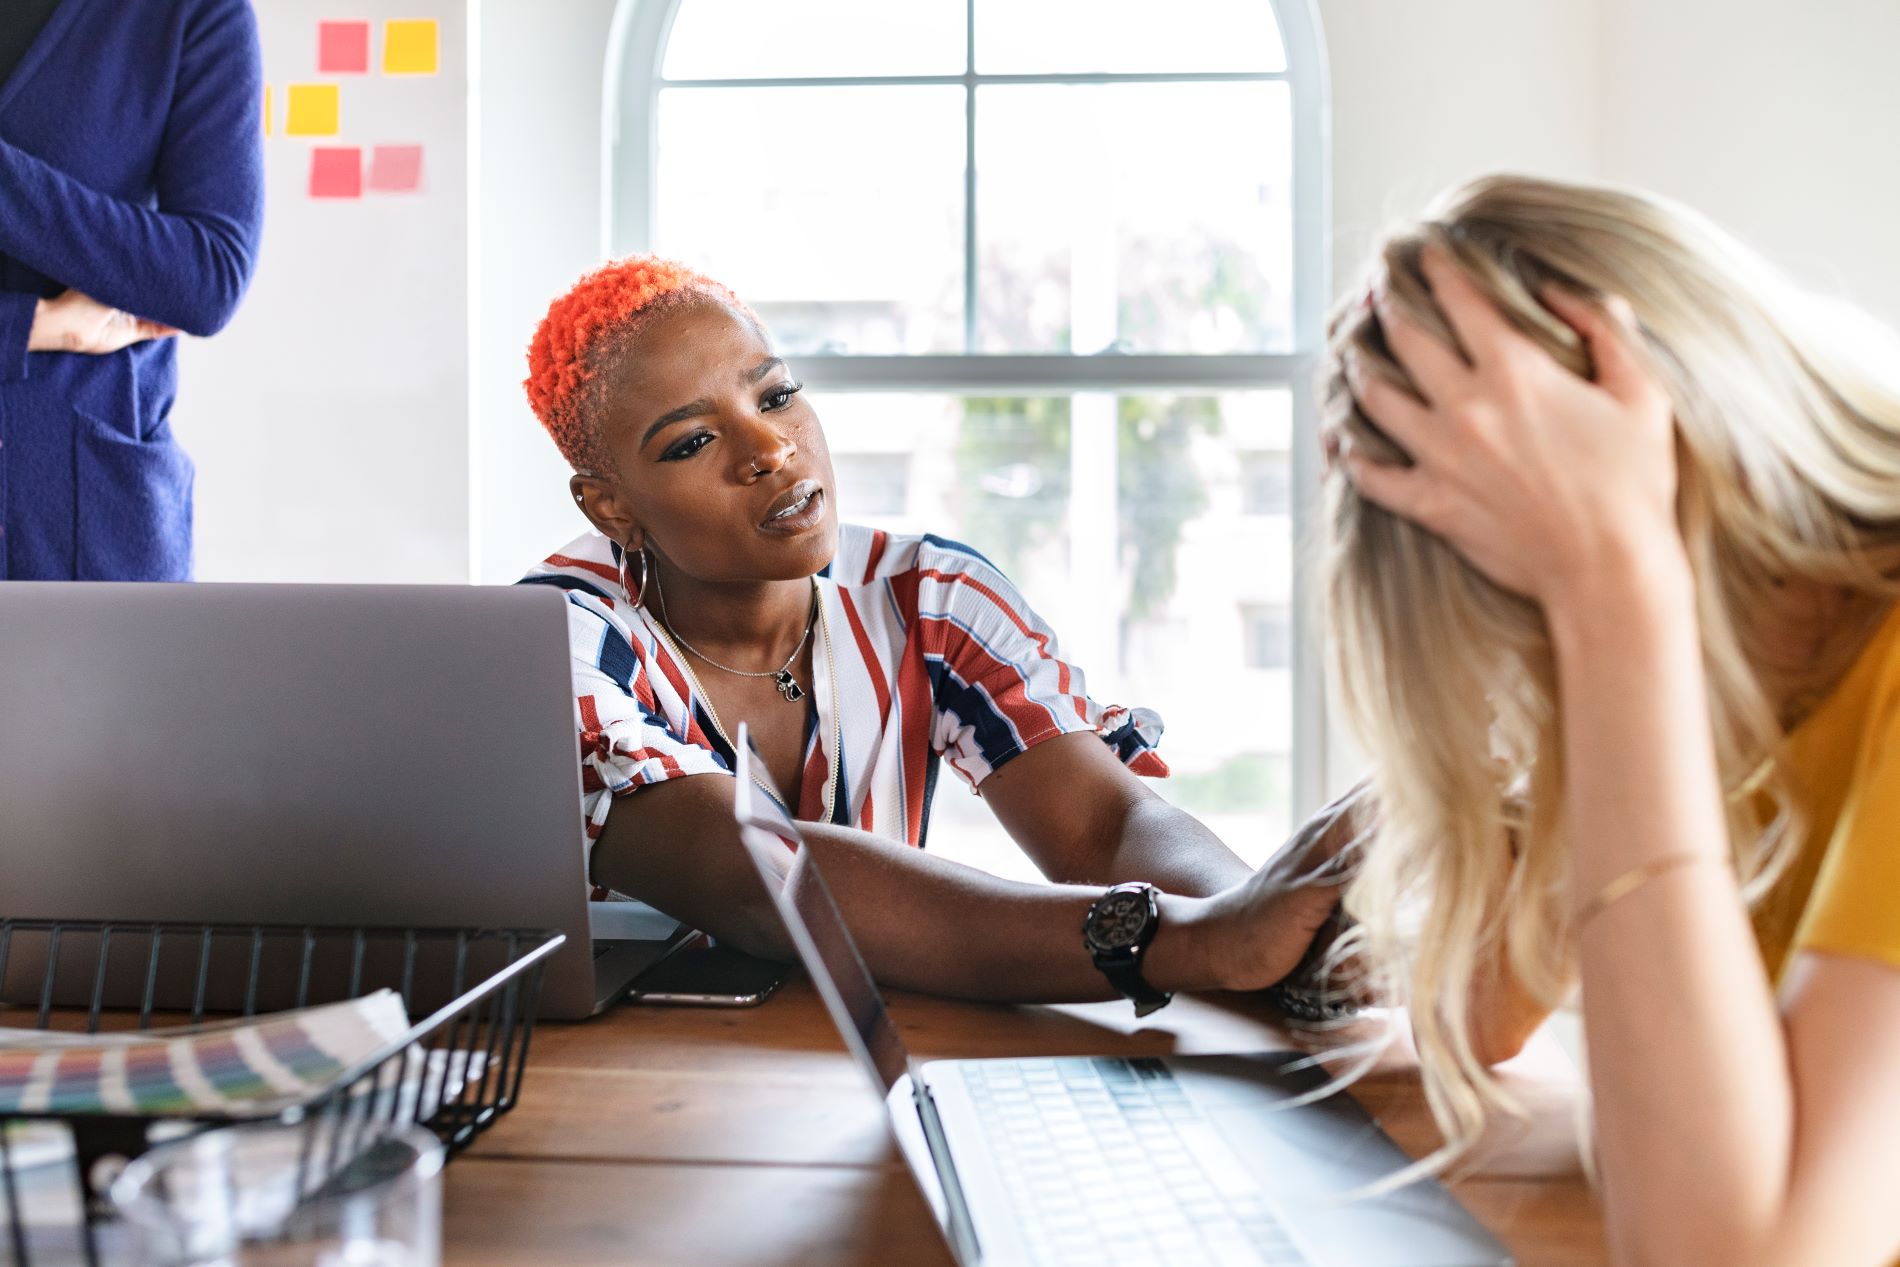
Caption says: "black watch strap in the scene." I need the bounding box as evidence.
[1083,882,1173,1018]
[1097,956,1172,1018]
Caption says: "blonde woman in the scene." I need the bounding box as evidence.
[1320,175,1900,1266]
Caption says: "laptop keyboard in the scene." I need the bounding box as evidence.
[961,1057,1311,1267]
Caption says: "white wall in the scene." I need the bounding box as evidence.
[177,0,471,582]
[1599,0,1900,330]
[472,0,621,584]
[1319,0,1602,297]
[1321,0,1900,328]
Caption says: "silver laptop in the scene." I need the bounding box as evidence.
[0,581,692,1020]
[730,725,1512,1267]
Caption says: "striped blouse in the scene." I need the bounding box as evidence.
[519,525,1167,854]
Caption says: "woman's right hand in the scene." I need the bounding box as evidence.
[1162,788,1366,997]
[28,289,178,354]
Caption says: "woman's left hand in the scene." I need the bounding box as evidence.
[1338,245,1681,607]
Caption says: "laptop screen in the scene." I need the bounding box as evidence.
[731,727,910,1095]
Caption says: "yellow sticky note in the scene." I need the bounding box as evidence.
[285,83,340,137]
[262,84,271,137]
[383,20,439,75]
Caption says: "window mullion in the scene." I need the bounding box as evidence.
[963,0,978,353]
[962,87,977,352]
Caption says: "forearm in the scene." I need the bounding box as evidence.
[977,733,1254,896]
[794,820,1215,1002]
[1551,552,1792,1266]
[0,140,258,336]
[1087,796,1254,897]
[591,782,1218,1006]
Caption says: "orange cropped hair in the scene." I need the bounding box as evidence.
[523,256,745,471]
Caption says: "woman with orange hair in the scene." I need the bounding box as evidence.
[518,256,1335,1008]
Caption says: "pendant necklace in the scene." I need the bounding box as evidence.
[649,566,815,703]
[644,579,841,824]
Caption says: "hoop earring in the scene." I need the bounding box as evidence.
[620,545,649,607]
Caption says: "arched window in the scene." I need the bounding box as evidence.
[608,0,1330,866]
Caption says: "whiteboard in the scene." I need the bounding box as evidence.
[174,0,470,582]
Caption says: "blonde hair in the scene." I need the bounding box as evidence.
[1320,174,1900,1172]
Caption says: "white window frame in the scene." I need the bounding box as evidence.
[601,0,1335,818]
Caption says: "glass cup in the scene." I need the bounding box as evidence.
[109,1120,443,1267]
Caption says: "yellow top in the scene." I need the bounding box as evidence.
[1753,601,1900,983]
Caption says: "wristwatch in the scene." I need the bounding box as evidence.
[1082,882,1173,1017]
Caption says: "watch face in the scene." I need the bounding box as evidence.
[1088,891,1150,952]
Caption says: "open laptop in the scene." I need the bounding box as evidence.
[730,725,1512,1267]
[0,582,692,1019]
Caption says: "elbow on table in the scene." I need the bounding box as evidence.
[660,880,795,966]
[708,904,796,966]
[1469,1022,1535,1069]
[1466,973,1556,1068]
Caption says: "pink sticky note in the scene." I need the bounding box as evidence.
[317,21,371,74]
[309,147,363,199]
[367,144,424,193]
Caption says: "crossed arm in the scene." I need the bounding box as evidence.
[0,0,264,375]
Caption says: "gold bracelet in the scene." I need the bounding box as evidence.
[1576,852,1721,932]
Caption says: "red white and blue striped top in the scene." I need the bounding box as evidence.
[519,525,1168,854]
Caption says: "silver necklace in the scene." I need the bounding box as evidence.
[649,565,815,703]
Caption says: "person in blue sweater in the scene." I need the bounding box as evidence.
[0,0,264,580]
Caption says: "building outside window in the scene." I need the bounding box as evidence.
[1240,602,1292,671]
[1240,450,1294,517]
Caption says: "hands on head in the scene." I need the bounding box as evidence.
[28,288,180,355]
[1326,243,1679,610]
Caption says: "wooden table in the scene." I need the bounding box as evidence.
[442,981,1607,1266]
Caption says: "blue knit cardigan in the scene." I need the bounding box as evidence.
[0,0,263,580]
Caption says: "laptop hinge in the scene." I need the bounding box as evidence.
[913,1075,983,1266]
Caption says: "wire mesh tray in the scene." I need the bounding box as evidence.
[0,920,565,1266]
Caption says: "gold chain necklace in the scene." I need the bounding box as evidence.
[649,567,814,703]
[642,585,840,824]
